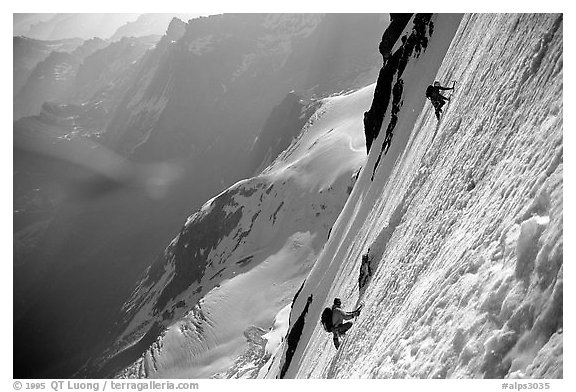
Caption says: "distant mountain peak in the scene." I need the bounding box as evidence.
[166,17,187,40]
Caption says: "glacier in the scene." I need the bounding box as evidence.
[94,79,372,379]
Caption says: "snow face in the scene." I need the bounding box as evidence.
[262,304,292,357]
[264,13,562,379]
[105,84,372,378]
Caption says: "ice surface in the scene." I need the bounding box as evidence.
[262,304,292,357]
[263,13,562,379]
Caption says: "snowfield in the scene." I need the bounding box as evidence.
[103,82,372,378]
[262,13,562,379]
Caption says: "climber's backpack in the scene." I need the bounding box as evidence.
[425,85,435,99]
[321,307,334,332]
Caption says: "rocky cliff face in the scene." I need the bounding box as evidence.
[13,37,108,120]
[110,14,204,42]
[73,35,160,105]
[106,14,386,164]
[13,36,83,97]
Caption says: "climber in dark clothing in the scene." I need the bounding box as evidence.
[331,298,361,349]
[426,81,455,120]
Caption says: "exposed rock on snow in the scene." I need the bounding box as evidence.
[363,13,434,155]
[281,294,314,378]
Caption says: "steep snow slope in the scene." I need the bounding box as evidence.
[94,84,372,378]
[264,13,562,379]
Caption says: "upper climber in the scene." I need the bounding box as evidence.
[426,81,455,120]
